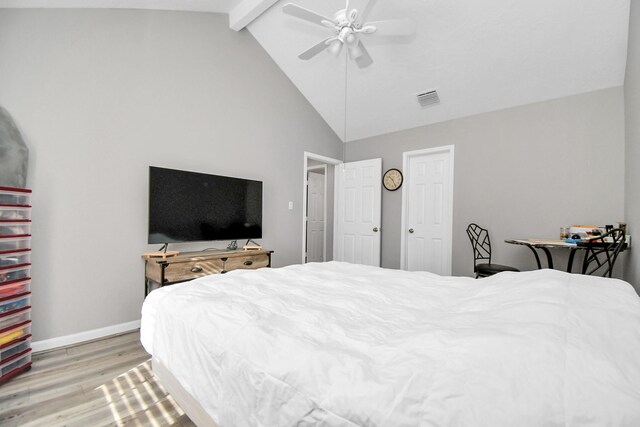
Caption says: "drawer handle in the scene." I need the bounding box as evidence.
[243,260,253,266]
[191,266,203,273]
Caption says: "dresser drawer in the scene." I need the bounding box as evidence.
[164,259,224,283]
[224,253,270,271]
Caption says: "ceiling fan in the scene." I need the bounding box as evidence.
[283,0,416,68]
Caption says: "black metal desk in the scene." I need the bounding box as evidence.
[505,239,627,273]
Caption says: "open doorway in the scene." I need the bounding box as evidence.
[302,152,342,264]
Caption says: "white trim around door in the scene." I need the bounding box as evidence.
[302,152,342,264]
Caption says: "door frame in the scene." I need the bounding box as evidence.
[307,164,327,262]
[302,152,342,264]
[400,145,455,273]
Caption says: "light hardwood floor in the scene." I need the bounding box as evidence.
[0,330,195,427]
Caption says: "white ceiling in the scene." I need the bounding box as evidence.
[2,0,631,142]
[249,0,630,141]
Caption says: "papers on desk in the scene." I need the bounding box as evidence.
[526,239,577,248]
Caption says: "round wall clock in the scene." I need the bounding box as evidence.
[383,168,403,191]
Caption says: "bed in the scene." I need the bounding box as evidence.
[140,261,640,426]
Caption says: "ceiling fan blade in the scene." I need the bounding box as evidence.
[355,0,376,23]
[354,41,373,68]
[298,37,334,60]
[366,19,416,36]
[283,3,336,27]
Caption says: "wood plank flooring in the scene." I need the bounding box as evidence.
[0,330,195,427]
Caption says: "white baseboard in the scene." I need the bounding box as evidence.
[31,320,141,353]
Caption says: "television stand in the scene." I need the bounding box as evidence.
[143,248,273,296]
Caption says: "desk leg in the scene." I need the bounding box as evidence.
[567,248,578,273]
[524,245,543,269]
[539,247,554,269]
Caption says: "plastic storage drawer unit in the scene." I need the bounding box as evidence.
[0,236,31,253]
[0,335,31,363]
[0,264,30,284]
[0,279,30,299]
[0,322,30,346]
[0,187,31,206]
[0,293,30,316]
[0,206,31,221]
[0,250,31,268]
[0,187,32,384]
[0,350,31,382]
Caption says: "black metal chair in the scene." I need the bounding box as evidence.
[466,223,520,278]
[581,228,626,277]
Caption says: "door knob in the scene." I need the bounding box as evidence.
[409,228,415,234]
[373,227,379,232]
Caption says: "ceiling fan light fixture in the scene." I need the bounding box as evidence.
[328,40,343,56]
[349,43,363,59]
[345,32,356,45]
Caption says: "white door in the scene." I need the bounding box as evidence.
[306,171,325,262]
[401,146,454,275]
[334,158,382,266]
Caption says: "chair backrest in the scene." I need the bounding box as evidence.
[466,223,492,271]
[581,228,626,277]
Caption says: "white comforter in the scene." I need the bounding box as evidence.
[140,262,640,427]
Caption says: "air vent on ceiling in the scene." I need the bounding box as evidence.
[417,90,440,108]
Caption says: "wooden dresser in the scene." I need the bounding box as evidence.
[143,249,273,295]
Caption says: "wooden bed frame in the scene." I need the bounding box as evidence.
[152,357,220,427]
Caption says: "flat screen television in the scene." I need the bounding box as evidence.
[148,166,262,244]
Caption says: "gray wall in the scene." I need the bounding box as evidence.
[346,88,626,278]
[0,9,342,342]
[625,1,640,292]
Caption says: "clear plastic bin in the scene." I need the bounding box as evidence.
[0,221,31,237]
[0,307,30,331]
[0,335,31,364]
[0,265,30,284]
[0,236,31,253]
[0,250,31,268]
[0,206,31,220]
[0,187,31,206]
[0,279,30,300]
[0,322,30,346]
[0,350,31,380]
[0,293,30,316]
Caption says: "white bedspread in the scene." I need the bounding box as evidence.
[140,262,640,427]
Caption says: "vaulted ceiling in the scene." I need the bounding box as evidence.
[1,0,631,142]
